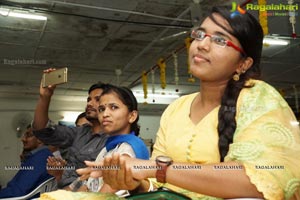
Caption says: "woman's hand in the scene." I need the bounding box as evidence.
[76,162,100,181]
[101,154,141,191]
[100,153,156,191]
[78,153,156,191]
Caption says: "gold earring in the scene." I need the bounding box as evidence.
[233,73,240,81]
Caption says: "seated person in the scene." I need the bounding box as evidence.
[74,84,149,195]
[0,125,53,198]
[33,77,109,188]
[75,112,92,127]
[19,148,30,162]
[46,112,92,181]
[78,6,300,199]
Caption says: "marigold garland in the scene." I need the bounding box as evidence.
[258,0,268,35]
[157,58,166,89]
[151,69,155,95]
[127,41,188,91]
[185,37,192,74]
[185,37,195,82]
[151,69,156,102]
[142,71,148,99]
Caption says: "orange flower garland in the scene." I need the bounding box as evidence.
[157,58,166,89]
[258,0,268,35]
[142,71,148,99]
[185,37,195,82]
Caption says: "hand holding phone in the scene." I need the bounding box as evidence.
[42,67,68,87]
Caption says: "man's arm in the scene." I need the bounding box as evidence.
[33,69,56,130]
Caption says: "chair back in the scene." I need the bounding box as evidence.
[0,177,56,200]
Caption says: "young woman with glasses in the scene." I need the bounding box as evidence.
[78,6,300,199]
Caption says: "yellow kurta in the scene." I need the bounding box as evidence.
[151,80,300,200]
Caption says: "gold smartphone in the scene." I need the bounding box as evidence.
[42,67,68,87]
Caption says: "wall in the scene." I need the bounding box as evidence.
[0,111,25,188]
[0,109,161,188]
[139,115,160,142]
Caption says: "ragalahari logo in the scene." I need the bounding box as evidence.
[231,2,247,17]
[230,0,298,18]
[230,0,253,18]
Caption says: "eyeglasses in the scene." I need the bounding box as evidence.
[190,29,246,56]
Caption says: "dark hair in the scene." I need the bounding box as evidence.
[88,81,107,94]
[75,112,87,125]
[100,84,140,136]
[208,7,264,161]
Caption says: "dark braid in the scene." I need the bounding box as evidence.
[208,7,264,161]
[218,76,249,161]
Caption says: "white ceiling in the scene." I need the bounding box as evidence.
[0,0,299,116]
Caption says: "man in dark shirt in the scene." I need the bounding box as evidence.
[0,125,53,198]
[33,68,108,188]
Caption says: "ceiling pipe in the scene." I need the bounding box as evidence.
[33,20,48,59]
[50,1,192,85]
[53,1,190,23]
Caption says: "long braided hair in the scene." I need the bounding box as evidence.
[208,7,264,161]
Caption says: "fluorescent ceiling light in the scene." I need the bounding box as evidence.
[9,12,47,20]
[0,8,9,16]
[0,8,47,20]
[263,37,289,46]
